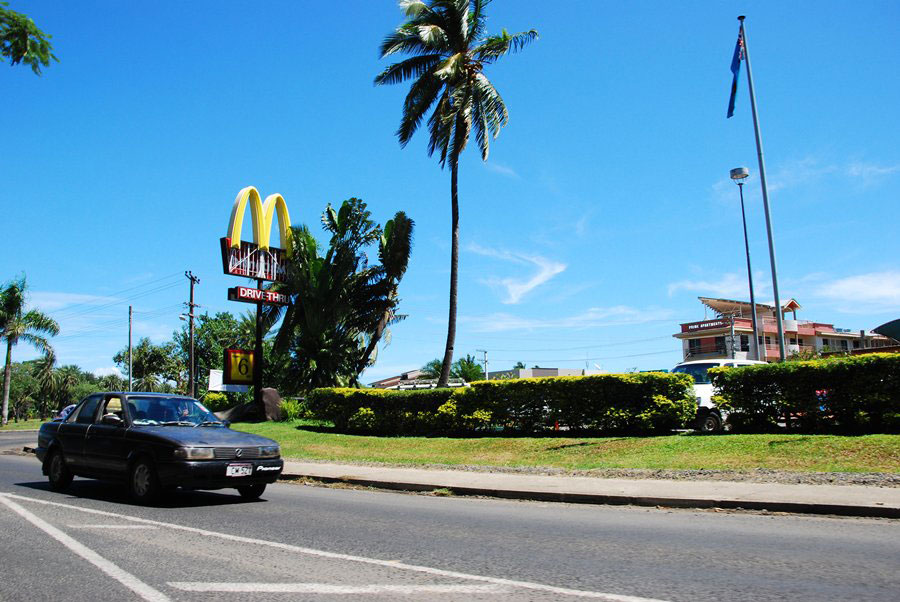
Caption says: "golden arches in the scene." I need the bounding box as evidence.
[226,186,293,253]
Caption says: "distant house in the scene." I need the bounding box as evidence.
[368,369,424,389]
[487,367,605,380]
[673,296,896,362]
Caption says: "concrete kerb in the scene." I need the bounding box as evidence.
[279,469,900,519]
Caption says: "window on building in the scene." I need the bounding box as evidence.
[840,340,849,350]
[714,336,726,352]
[789,338,797,345]
[740,335,750,352]
[688,339,701,354]
[765,336,772,345]
[821,338,830,348]
[853,340,860,349]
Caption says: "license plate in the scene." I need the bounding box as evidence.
[226,463,253,477]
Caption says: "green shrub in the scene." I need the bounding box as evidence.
[279,399,303,422]
[307,372,695,436]
[710,353,900,434]
[202,392,231,413]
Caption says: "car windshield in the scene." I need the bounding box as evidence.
[127,396,220,426]
[671,363,719,384]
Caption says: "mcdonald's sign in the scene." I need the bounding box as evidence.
[220,186,293,282]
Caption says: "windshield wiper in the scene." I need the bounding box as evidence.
[195,420,223,427]
[160,421,195,426]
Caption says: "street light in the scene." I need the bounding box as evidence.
[731,167,762,361]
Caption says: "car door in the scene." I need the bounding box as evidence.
[57,394,103,469]
[83,394,130,476]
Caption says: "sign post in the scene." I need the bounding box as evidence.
[220,186,293,411]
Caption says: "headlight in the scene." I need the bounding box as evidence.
[258,445,280,458]
[173,447,215,460]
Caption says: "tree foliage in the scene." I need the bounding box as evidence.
[0,2,57,75]
[264,199,414,392]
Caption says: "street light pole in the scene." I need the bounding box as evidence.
[730,167,761,361]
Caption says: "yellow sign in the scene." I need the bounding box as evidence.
[223,349,254,385]
[227,186,293,253]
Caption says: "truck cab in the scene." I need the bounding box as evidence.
[671,359,766,432]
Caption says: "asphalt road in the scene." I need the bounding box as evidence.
[1,433,899,601]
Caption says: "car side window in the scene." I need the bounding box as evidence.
[99,396,124,423]
[74,395,103,424]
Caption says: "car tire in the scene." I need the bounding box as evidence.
[237,484,266,500]
[129,459,161,504]
[699,412,722,433]
[47,450,73,492]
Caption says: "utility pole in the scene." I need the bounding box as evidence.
[185,271,200,398]
[729,314,737,359]
[476,349,488,380]
[128,305,133,392]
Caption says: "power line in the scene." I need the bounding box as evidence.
[487,335,673,353]
[490,349,676,363]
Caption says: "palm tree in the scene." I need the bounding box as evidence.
[375,0,537,385]
[34,349,57,419]
[0,276,59,425]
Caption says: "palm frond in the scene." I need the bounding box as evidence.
[398,73,443,146]
[374,53,442,86]
[474,29,539,62]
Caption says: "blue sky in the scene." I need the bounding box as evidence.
[4,1,899,382]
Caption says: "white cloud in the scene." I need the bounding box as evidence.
[29,291,118,312]
[667,272,766,299]
[815,270,900,313]
[845,161,900,186]
[462,305,674,333]
[92,366,122,378]
[483,161,519,179]
[468,244,566,304]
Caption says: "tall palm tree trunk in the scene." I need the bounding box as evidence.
[439,162,460,386]
[1,340,12,425]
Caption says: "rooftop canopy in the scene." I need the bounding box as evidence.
[698,296,802,317]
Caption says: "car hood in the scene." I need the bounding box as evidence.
[131,426,278,447]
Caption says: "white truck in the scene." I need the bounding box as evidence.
[671,359,766,432]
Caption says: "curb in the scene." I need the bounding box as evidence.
[280,472,900,519]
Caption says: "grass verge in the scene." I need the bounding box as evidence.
[0,419,45,431]
[234,421,900,473]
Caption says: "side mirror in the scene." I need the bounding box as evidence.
[101,414,124,427]
[223,420,231,428]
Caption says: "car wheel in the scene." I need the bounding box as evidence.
[129,459,161,504]
[699,412,722,433]
[48,451,73,492]
[237,484,266,500]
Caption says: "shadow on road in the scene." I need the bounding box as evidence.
[14,479,266,509]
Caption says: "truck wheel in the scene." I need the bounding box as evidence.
[699,412,722,433]
[129,459,161,504]
[48,451,73,492]
[237,484,266,500]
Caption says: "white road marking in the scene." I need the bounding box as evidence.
[170,582,509,594]
[0,492,670,602]
[69,524,158,529]
[0,495,172,602]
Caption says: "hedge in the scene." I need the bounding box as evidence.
[306,372,696,435]
[709,353,900,433]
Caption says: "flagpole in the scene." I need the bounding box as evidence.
[738,15,786,362]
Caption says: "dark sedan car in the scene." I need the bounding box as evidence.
[35,392,283,503]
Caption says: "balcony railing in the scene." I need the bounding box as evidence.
[685,344,727,359]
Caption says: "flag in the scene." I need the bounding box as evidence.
[727,31,744,118]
